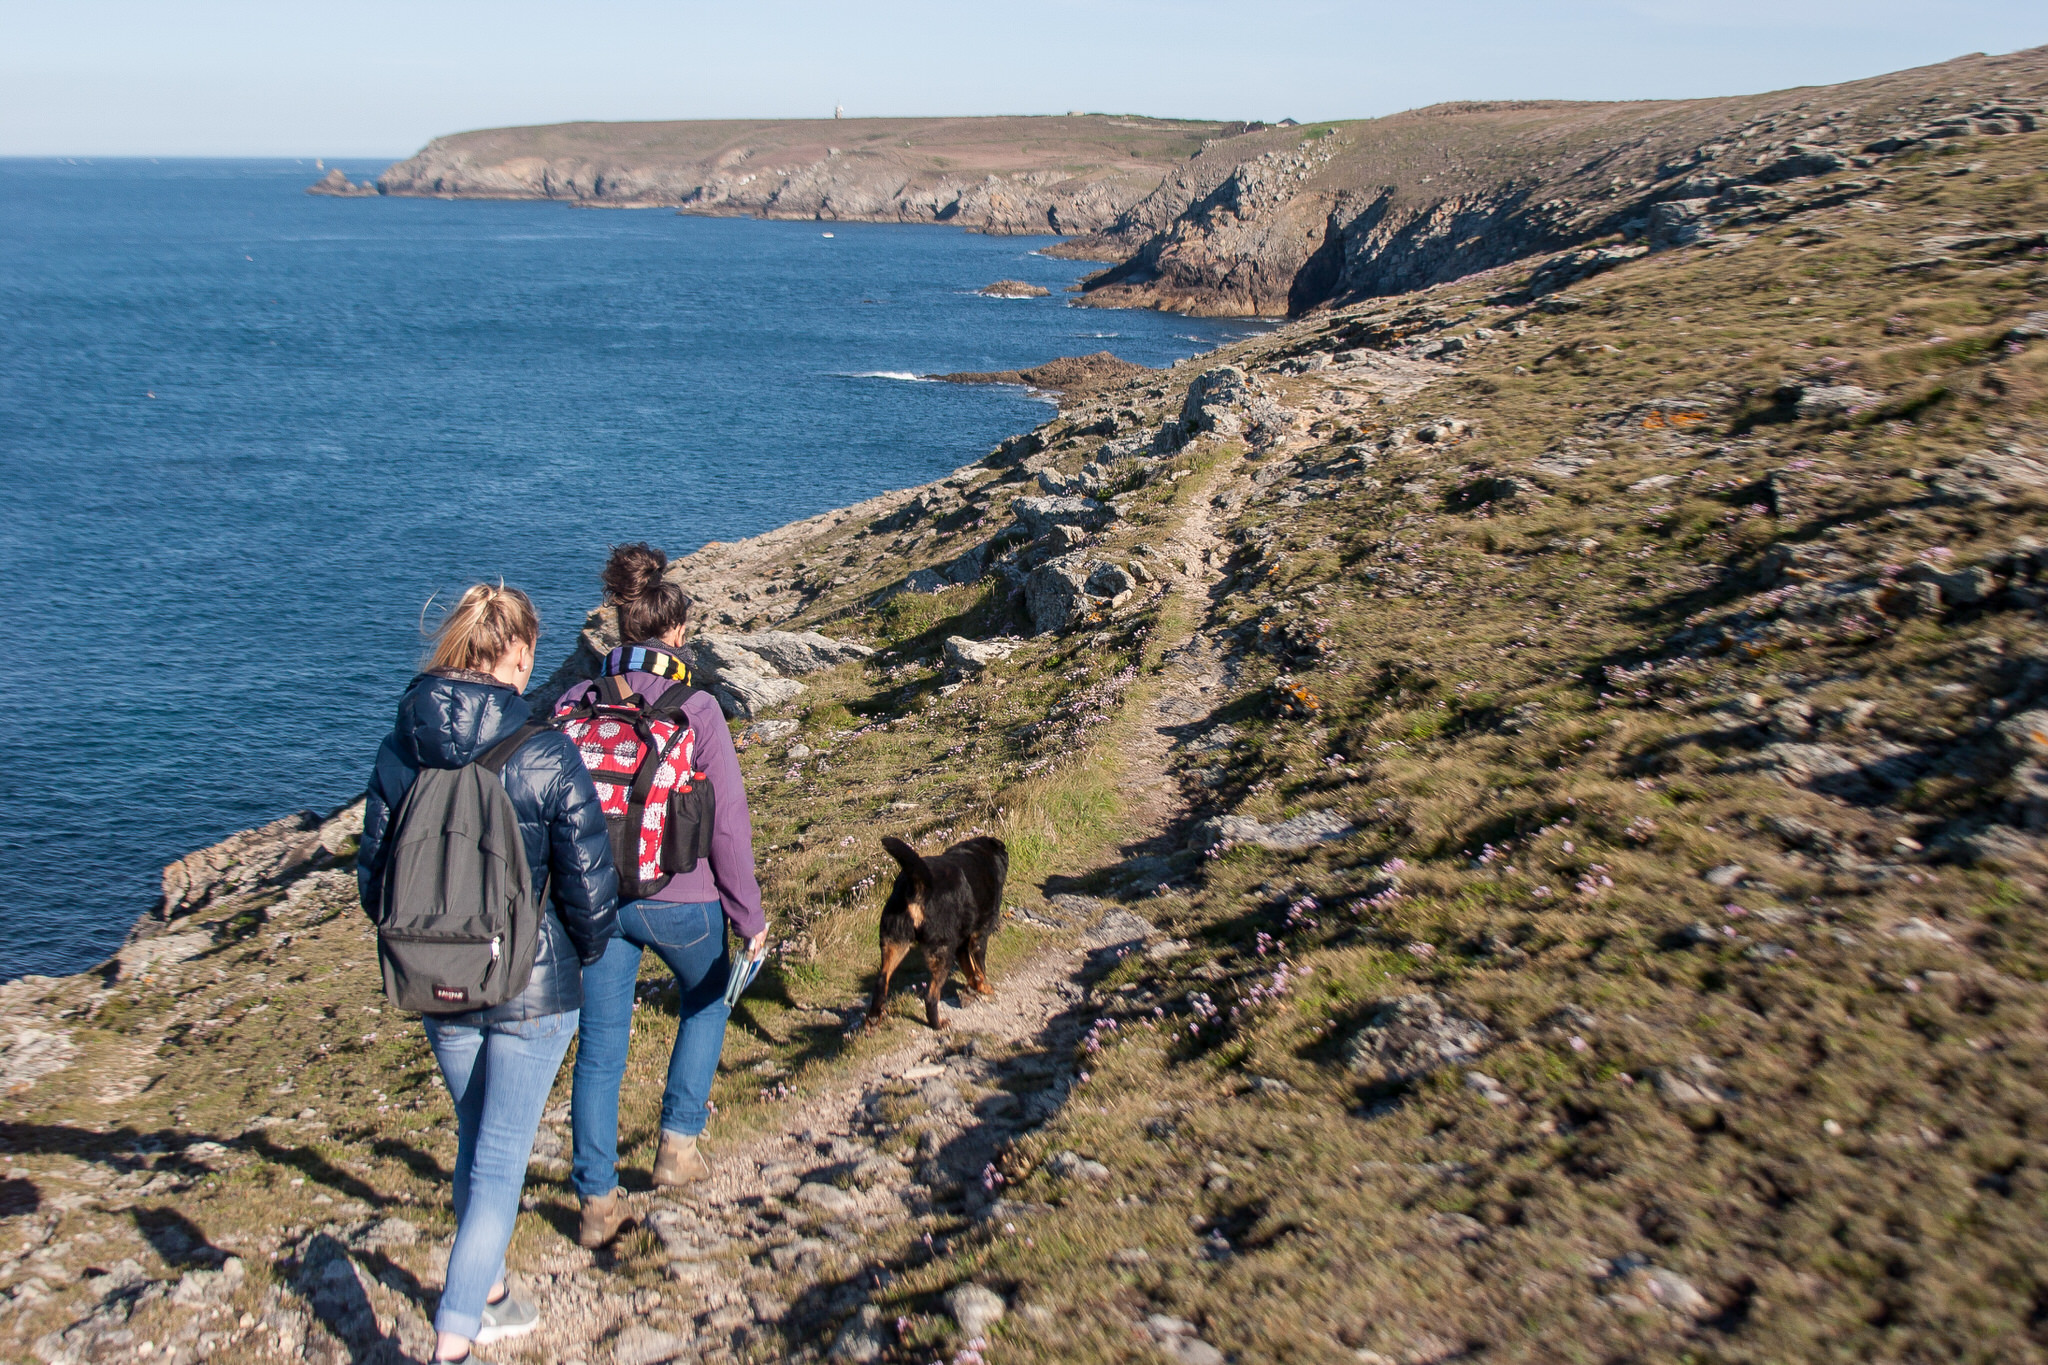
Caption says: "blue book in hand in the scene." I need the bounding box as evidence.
[723,955,764,1009]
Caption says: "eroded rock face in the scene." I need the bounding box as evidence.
[373,116,1225,235]
[1343,993,1493,1082]
[148,801,362,934]
[690,637,807,718]
[1068,53,2038,317]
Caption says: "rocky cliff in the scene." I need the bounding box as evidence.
[353,50,2048,313]
[371,114,1246,235]
[1065,45,2048,314]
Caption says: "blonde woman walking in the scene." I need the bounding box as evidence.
[357,584,618,1363]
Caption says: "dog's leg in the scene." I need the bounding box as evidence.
[866,939,912,1032]
[923,944,955,1030]
[959,948,987,997]
[968,935,995,996]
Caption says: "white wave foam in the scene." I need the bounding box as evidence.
[838,370,930,382]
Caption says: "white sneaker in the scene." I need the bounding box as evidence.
[475,1291,539,1344]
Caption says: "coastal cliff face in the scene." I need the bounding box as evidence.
[1064,46,2048,314]
[9,71,2048,1365]
[358,50,2048,312]
[373,114,1245,235]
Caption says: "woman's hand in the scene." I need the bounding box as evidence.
[745,928,768,962]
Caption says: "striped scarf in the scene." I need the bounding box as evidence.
[602,645,692,685]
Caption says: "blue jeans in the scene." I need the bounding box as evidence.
[570,899,732,1199]
[421,1009,578,1341]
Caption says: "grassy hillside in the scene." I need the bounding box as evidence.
[1067,45,2048,315]
[4,117,2046,1365]
[371,114,1253,235]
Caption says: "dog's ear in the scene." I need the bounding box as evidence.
[881,837,931,928]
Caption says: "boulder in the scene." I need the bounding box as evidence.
[944,1284,1007,1338]
[1343,993,1493,1082]
[1648,198,1715,248]
[943,636,1019,672]
[1180,366,1254,438]
[716,630,873,676]
[979,279,1050,298]
[1175,365,1294,449]
[1753,149,1848,183]
[794,1182,858,1214]
[1187,809,1353,851]
[940,542,992,585]
[1024,554,1099,634]
[691,634,773,678]
[1899,560,1994,606]
[1527,245,1646,296]
[1046,1151,1110,1182]
[876,567,951,601]
[1009,495,1111,538]
[830,1306,889,1361]
[691,637,806,717]
[1085,562,1136,604]
[1924,452,2048,506]
[1792,384,1881,419]
[114,933,211,982]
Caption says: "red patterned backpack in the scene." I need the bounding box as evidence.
[552,647,716,900]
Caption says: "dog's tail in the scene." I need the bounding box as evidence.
[881,836,932,897]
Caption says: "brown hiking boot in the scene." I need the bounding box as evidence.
[652,1132,709,1187]
[577,1188,629,1249]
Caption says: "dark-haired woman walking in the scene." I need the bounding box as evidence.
[566,543,768,1248]
[358,584,618,1362]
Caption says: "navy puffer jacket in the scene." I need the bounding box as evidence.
[358,670,618,1022]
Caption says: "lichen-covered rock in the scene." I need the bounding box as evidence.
[1343,993,1493,1082]
[1010,495,1111,538]
[716,629,873,676]
[943,636,1020,671]
[1086,562,1136,603]
[1025,554,1099,634]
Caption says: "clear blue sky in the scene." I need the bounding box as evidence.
[3,0,2042,159]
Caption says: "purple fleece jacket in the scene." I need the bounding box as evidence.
[558,669,766,940]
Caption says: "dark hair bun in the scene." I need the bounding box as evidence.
[601,542,691,644]
[602,542,668,606]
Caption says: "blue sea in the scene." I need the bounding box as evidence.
[0,158,1262,980]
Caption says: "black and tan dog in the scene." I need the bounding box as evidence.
[866,835,1008,1030]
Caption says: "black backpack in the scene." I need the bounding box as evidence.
[552,674,717,901]
[372,724,548,1014]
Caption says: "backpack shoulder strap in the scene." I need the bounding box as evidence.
[476,722,549,774]
[596,673,637,706]
[645,678,706,720]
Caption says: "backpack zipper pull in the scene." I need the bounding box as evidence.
[490,936,501,961]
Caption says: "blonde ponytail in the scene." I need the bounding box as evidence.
[422,581,540,673]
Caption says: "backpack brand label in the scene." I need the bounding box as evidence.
[433,985,469,1004]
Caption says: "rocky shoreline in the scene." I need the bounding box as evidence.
[357,114,1237,237]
